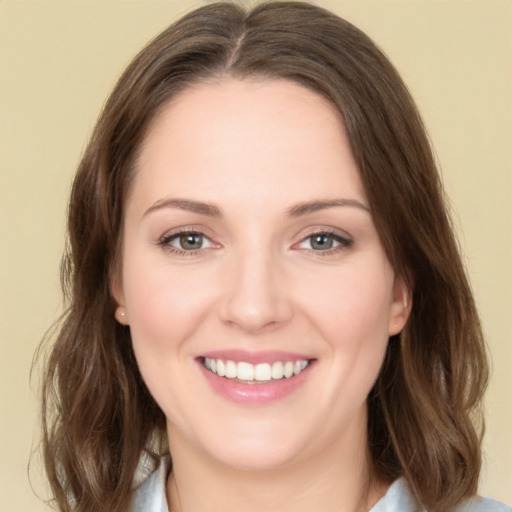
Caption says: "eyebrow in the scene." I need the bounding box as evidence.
[143,198,223,218]
[286,199,370,217]
[143,197,370,219]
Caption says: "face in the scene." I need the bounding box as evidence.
[114,78,409,471]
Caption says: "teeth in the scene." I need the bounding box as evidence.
[271,361,284,379]
[255,363,271,381]
[225,360,237,378]
[216,359,225,377]
[237,362,254,381]
[203,357,310,382]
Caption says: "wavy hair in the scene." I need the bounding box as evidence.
[38,2,488,511]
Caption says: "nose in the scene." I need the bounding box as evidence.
[218,249,294,334]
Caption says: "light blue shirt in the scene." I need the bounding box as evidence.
[128,454,510,512]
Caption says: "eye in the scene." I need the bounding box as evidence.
[297,231,352,252]
[158,231,214,253]
[173,232,206,250]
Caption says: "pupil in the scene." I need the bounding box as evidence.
[312,235,333,250]
[180,233,202,250]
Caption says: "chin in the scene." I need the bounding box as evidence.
[208,439,304,472]
[171,416,311,473]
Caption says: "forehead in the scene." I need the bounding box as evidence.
[128,77,365,215]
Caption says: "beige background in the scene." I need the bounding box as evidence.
[0,1,510,510]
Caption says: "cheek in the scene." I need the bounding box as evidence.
[121,253,217,355]
[294,258,394,410]
[297,259,395,349]
[121,256,218,417]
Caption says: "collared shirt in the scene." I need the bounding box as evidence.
[128,454,510,512]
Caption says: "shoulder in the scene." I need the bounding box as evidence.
[370,478,510,512]
[128,452,171,512]
[370,478,422,511]
[455,495,511,512]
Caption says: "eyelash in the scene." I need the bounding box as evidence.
[296,229,353,256]
[157,229,212,256]
[156,229,353,257]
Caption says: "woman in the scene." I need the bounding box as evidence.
[39,2,509,512]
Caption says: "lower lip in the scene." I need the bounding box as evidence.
[199,361,313,406]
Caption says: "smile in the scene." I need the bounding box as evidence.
[203,358,310,382]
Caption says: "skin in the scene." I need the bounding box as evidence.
[114,78,410,512]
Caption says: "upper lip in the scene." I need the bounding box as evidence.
[198,349,313,365]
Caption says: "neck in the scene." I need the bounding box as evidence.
[166,419,388,512]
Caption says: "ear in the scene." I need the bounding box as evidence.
[388,274,412,336]
[111,270,129,326]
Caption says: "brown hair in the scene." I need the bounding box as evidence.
[38,2,488,511]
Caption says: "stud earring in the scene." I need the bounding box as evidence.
[115,306,128,325]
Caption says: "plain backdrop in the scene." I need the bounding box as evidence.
[0,1,510,511]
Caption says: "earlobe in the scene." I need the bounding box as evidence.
[388,275,412,336]
[111,271,129,325]
[115,305,129,325]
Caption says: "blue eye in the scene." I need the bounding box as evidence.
[299,232,352,251]
[309,234,336,250]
